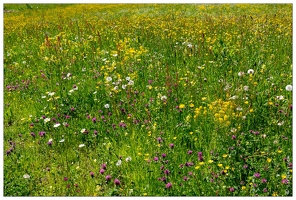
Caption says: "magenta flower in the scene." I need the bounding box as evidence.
[100,169,105,174]
[254,172,261,178]
[30,132,36,137]
[153,157,159,161]
[165,182,172,189]
[64,177,68,181]
[101,163,107,169]
[105,175,112,182]
[164,169,170,175]
[114,178,121,186]
[261,178,267,184]
[187,150,193,155]
[169,143,174,148]
[282,179,288,184]
[39,131,46,137]
[161,153,167,158]
[90,172,94,177]
[229,187,235,192]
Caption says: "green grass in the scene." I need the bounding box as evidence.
[3,4,292,196]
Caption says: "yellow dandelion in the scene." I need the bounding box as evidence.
[190,103,194,108]
[222,154,228,158]
[218,163,223,167]
[242,186,246,190]
[179,104,185,109]
[189,132,193,135]
[208,160,214,164]
[195,165,200,170]
[199,162,205,165]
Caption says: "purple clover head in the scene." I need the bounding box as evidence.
[90,172,94,177]
[282,179,288,184]
[164,169,170,175]
[153,157,159,161]
[188,150,193,155]
[105,175,111,181]
[101,163,107,169]
[261,178,267,184]
[169,143,174,148]
[229,187,235,192]
[114,178,121,186]
[30,132,36,137]
[100,169,105,174]
[254,172,261,178]
[64,177,68,181]
[39,131,46,137]
[183,176,189,181]
[161,153,167,158]
[47,141,52,146]
[165,182,172,189]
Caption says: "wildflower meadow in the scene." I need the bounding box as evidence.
[3,3,293,196]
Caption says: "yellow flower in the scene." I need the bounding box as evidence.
[195,165,200,170]
[179,104,185,109]
[281,174,286,179]
[272,192,278,197]
[208,160,214,164]
[218,163,223,167]
[249,108,254,112]
[201,97,207,101]
[173,137,177,140]
[222,154,228,158]
[278,150,282,153]
[268,101,273,105]
[244,101,249,105]
[143,193,147,196]
[189,103,194,108]
[242,186,246,190]
[225,166,230,170]
[199,162,205,165]
[189,132,193,135]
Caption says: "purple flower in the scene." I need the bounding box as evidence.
[232,135,236,139]
[161,153,167,158]
[90,172,94,177]
[261,178,267,184]
[39,131,46,137]
[64,177,68,181]
[183,176,189,181]
[100,169,105,174]
[165,182,172,189]
[114,178,121,186]
[47,141,52,146]
[71,107,75,111]
[30,132,36,137]
[229,187,235,192]
[169,143,174,148]
[198,151,204,161]
[164,169,170,175]
[188,171,193,176]
[157,137,163,143]
[94,130,98,135]
[153,157,159,161]
[105,175,112,181]
[243,164,248,169]
[282,179,288,184]
[188,150,193,155]
[263,188,268,193]
[254,172,261,178]
[101,163,107,169]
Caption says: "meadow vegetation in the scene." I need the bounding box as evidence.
[3,4,292,196]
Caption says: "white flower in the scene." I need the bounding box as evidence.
[126,76,131,81]
[79,144,85,148]
[67,73,71,77]
[81,128,86,133]
[113,86,118,90]
[116,160,122,166]
[68,89,74,94]
[128,80,134,85]
[125,156,132,162]
[276,95,284,100]
[48,92,55,96]
[229,95,238,100]
[104,104,110,109]
[44,118,50,123]
[236,106,243,111]
[113,54,118,57]
[243,86,249,91]
[54,123,61,128]
[106,77,112,82]
[23,174,30,179]
[238,71,244,77]
[285,85,292,91]
[187,43,193,48]
[59,139,65,143]
[82,68,86,72]
[73,87,78,91]
[247,69,254,74]
[93,91,97,94]
[278,121,284,126]
[122,84,127,89]
[161,95,167,101]
[41,95,46,98]
[48,138,53,142]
